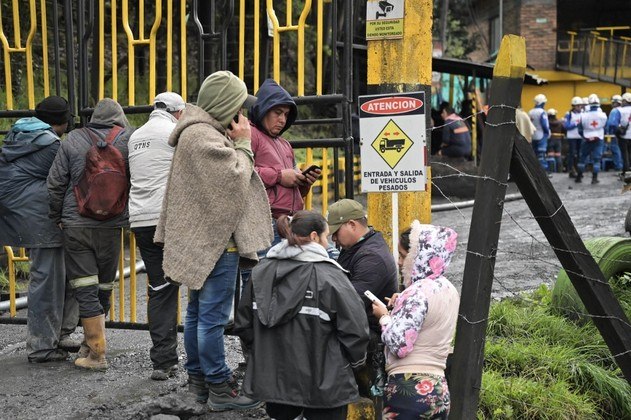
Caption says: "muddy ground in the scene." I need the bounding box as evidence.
[0,170,629,419]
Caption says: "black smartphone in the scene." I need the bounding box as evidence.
[301,164,321,177]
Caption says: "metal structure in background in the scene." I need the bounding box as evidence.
[557,26,631,87]
[0,0,356,326]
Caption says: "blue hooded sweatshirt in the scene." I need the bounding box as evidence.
[0,117,62,247]
[249,79,298,136]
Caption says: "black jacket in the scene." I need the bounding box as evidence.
[0,118,62,248]
[337,229,399,333]
[235,242,369,408]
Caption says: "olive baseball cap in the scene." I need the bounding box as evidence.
[326,199,367,235]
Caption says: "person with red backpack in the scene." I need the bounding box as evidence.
[47,98,133,371]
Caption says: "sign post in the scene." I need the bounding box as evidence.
[366,0,433,250]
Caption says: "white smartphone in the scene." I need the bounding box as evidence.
[364,290,387,308]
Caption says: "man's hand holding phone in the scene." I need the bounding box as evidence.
[226,111,251,141]
[301,165,321,185]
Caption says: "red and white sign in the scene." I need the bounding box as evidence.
[360,97,423,115]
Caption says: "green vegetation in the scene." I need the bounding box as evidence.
[0,261,30,293]
[479,284,631,419]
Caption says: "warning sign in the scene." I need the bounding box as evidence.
[359,91,427,193]
[366,0,404,40]
[371,119,413,169]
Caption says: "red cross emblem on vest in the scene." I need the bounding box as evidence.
[590,120,599,128]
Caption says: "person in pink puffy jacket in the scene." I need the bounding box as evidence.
[372,221,460,419]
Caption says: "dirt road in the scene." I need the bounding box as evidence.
[0,170,629,419]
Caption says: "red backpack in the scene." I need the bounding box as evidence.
[73,126,128,220]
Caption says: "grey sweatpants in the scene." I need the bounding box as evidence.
[26,247,78,360]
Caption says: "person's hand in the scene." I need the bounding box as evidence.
[225,111,251,140]
[302,168,321,185]
[372,301,389,319]
[280,169,306,187]
[385,293,400,309]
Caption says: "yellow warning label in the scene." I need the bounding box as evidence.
[371,119,413,169]
[366,19,404,40]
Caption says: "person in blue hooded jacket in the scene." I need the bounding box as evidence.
[248,79,320,242]
[0,96,78,362]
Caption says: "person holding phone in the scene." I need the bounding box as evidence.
[248,79,321,247]
[371,221,460,419]
[234,210,369,420]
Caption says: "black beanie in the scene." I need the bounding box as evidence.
[35,96,72,125]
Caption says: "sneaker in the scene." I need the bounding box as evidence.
[58,335,82,353]
[151,365,177,381]
[207,378,262,411]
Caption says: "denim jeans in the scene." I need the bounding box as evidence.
[577,139,604,174]
[567,137,582,173]
[184,250,239,384]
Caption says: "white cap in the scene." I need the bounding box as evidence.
[534,94,547,105]
[612,95,622,103]
[588,94,600,105]
[622,93,631,103]
[153,92,186,112]
[547,108,557,116]
[571,96,583,106]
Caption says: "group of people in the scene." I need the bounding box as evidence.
[526,92,631,184]
[0,70,461,418]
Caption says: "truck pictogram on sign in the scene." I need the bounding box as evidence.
[371,119,413,169]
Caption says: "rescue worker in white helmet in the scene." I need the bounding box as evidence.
[610,93,631,182]
[605,94,625,174]
[528,94,550,170]
[563,96,584,178]
[576,94,607,184]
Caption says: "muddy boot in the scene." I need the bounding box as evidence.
[591,173,600,184]
[575,172,583,183]
[77,339,89,358]
[569,170,577,178]
[188,373,209,403]
[75,314,107,371]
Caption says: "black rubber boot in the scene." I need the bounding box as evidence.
[591,172,600,184]
[575,172,583,183]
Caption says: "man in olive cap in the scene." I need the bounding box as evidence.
[155,70,272,411]
[327,199,398,405]
[0,95,79,362]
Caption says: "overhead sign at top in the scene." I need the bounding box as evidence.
[366,0,405,40]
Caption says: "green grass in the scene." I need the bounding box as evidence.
[481,285,631,419]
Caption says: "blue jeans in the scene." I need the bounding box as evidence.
[184,250,239,384]
[567,137,582,173]
[532,139,548,170]
[577,139,604,174]
[610,138,623,170]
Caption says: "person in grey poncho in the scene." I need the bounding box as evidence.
[154,70,273,411]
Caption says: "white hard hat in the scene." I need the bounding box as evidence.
[622,93,631,103]
[612,95,622,103]
[547,108,557,116]
[571,96,583,106]
[534,94,547,105]
[582,97,589,105]
[588,94,600,105]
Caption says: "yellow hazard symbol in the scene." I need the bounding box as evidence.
[371,119,413,169]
